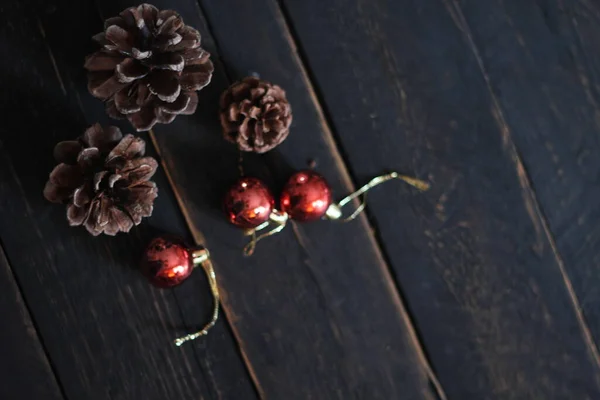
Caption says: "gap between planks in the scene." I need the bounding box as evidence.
[0,234,67,399]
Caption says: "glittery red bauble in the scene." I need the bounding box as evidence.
[141,236,194,288]
[280,170,332,222]
[223,177,275,229]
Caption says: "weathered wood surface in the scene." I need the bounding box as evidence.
[0,244,64,400]
[276,0,600,398]
[455,0,600,347]
[1,0,600,399]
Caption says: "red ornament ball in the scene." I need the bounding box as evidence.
[224,177,275,229]
[141,236,194,288]
[280,170,332,222]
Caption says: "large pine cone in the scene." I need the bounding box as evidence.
[220,77,292,153]
[85,4,213,131]
[43,124,159,236]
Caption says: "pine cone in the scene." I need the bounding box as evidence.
[43,124,159,236]
[85,4,213,131]
[220,77,292,153]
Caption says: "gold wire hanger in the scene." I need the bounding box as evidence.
[173,248,220,346]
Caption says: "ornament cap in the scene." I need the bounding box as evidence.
[191,247,210,266]
[325,204,343,220]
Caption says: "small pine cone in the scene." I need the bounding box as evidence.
[85,4,213,131]
[220,77,292,153]
[43,124,159,236]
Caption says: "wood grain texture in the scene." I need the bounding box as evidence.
[3,0,599,399]
[0,244,64,400]
[454,0,600,352]
[277,0,600,398]
[0,1,255,399]
[99,0,442,398]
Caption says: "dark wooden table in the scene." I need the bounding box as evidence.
[2,0,600,399]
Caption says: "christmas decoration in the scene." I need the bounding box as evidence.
[280,171,332,222]
[224,170,430,255]
[223,177,275,228]
[220,77,292,153]
[141,235,220,346]
[85,3,214,131]
[43,124,158,236]
[141,235,195,287]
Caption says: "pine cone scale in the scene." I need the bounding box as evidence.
[53,141,82,164]
[105,25,135,54]
[89,74,128,100]
[156,109,177,124]
[83,124,123,151]
[170,29,200,52]
[180,61,213,91]
[106,100,124,120]
[129,108,157,132]
[84,51,124,72]
[77,148,102,170]
[153,53,185,72]
[116,59,149,83]
[73,184,91,207]
[104,207,134,235]
[159,92,190,113]
[115,88,142,114]
[179,92,198,115]
[84,200,104,236]
[49,164,83,189]
[107,134,145,163]
[148,69,181,102]
[92,32,112,49]
[93,171,108,191]
[44,181,73,204]
[120,157,158,186]
[67,203,88,226]
[107,173,122,189]
[134,4,159,28]
[158,15,183,35]
[183,47,205,62]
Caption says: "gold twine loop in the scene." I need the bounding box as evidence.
[174,248,220,346]
[327,172,430,222]
[243,210,289,256]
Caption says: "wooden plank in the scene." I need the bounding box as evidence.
[270,0,600,398]
[0,1,256,399]
[0,244,64,400]
[90,0,444,398]
[453,0,600,348]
